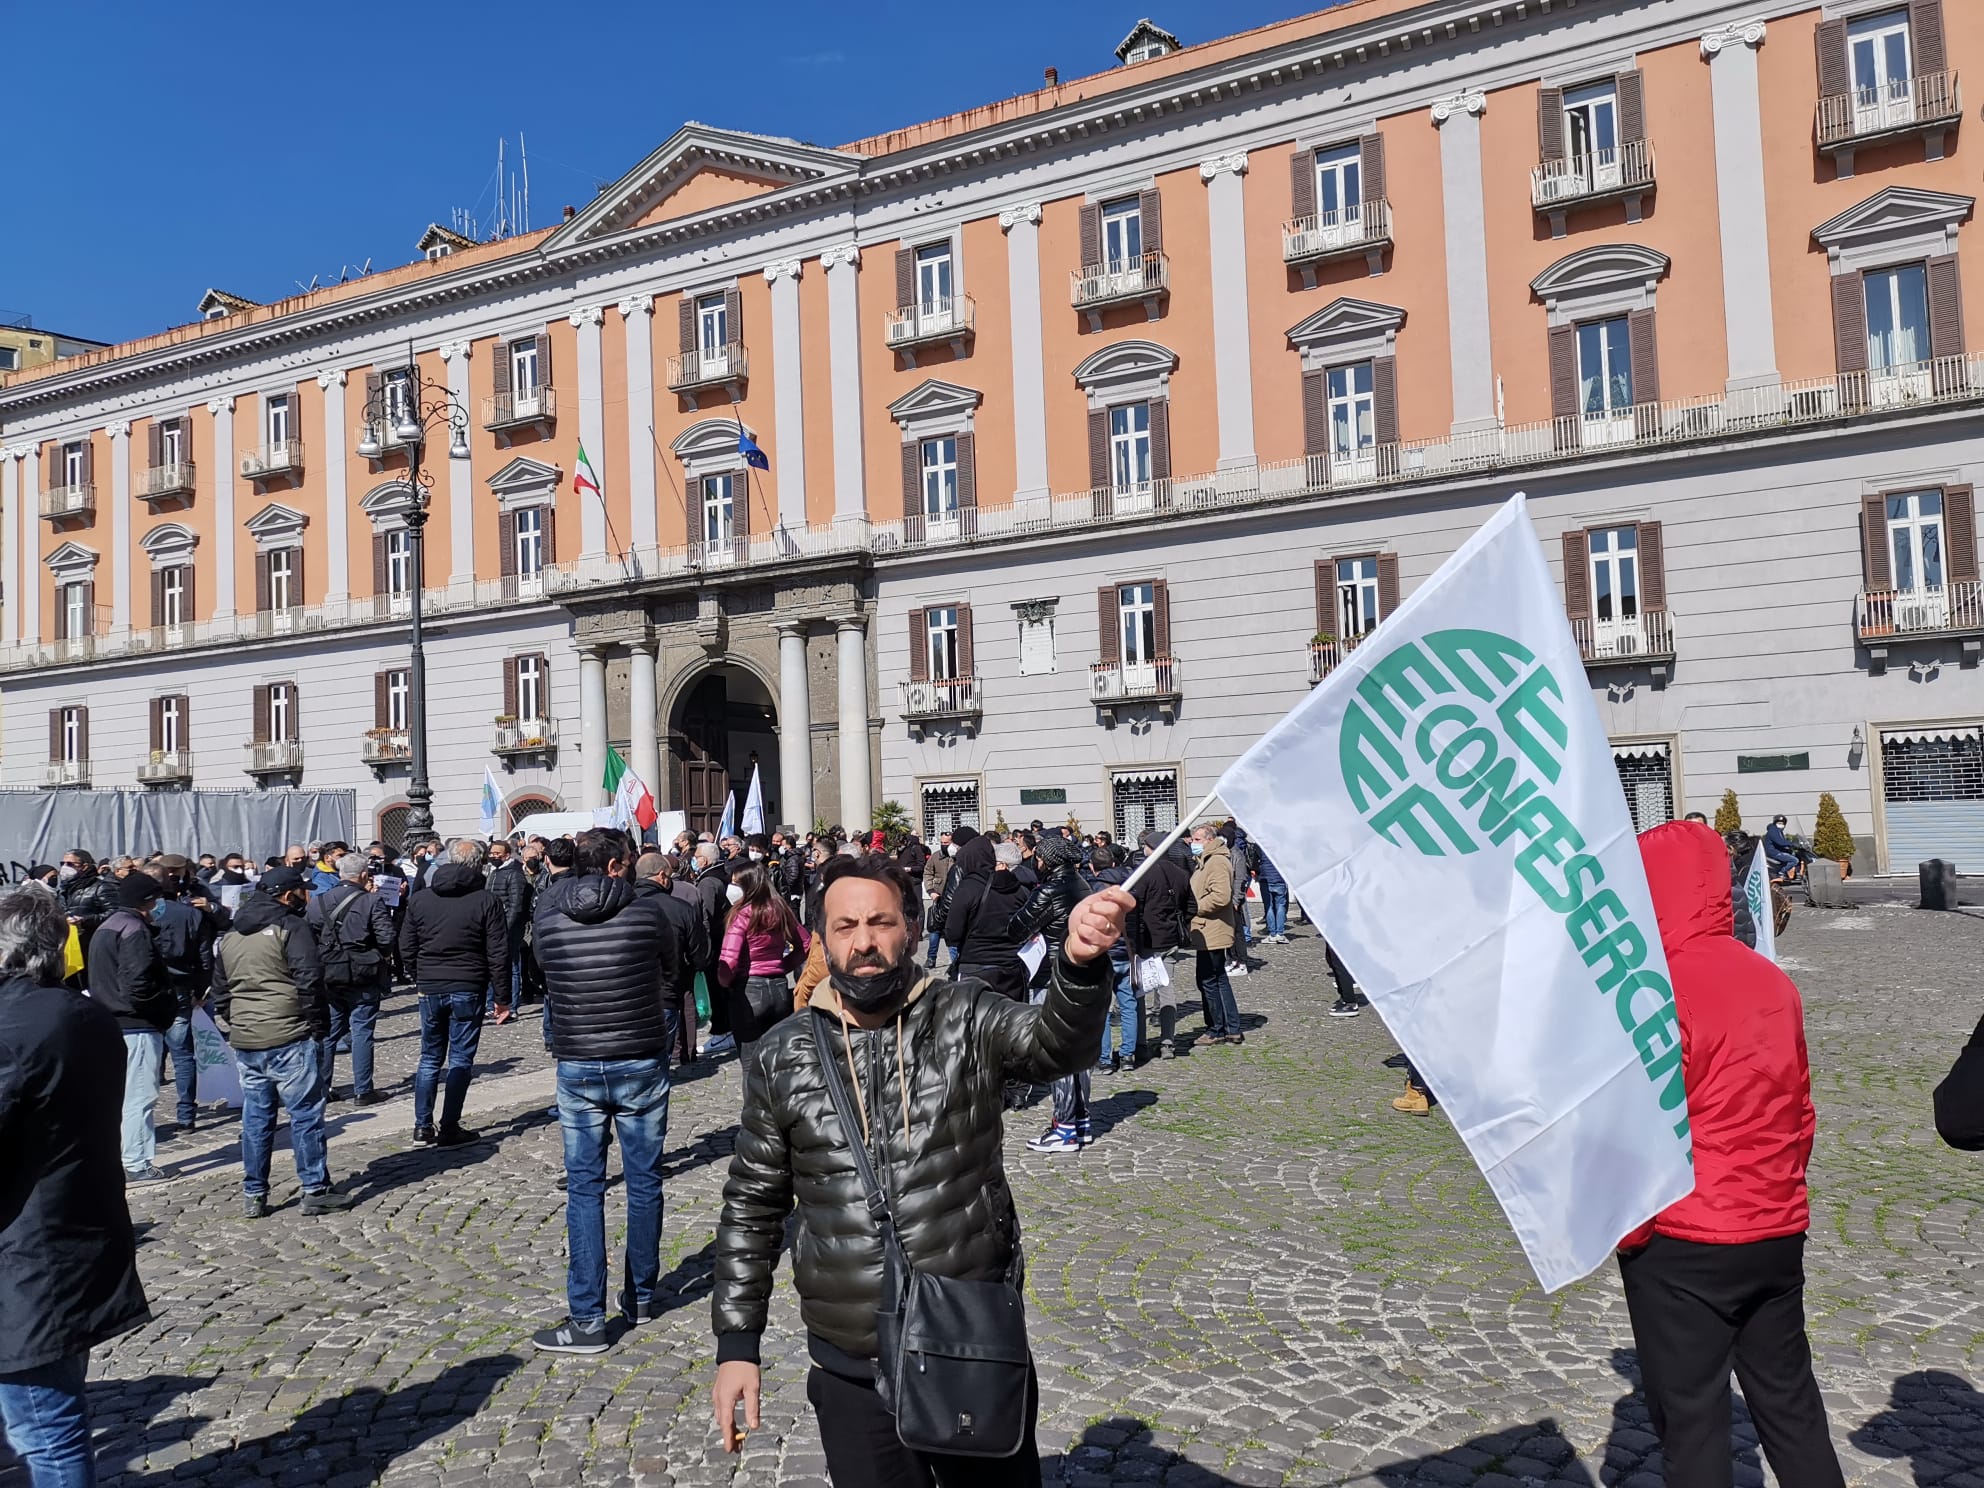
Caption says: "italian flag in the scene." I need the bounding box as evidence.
[574,442,603,502]
[603,746,657,832]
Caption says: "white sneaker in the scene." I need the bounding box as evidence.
[1226,960,1249,977]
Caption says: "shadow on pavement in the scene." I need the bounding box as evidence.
[1850,1368,1984,1483]
[1086,1088,1157,1141]
[1370,1417,1595,1485]
[1042,1416,1248,1485]
[334,1108,554,1203]
[0,1374,213,1487]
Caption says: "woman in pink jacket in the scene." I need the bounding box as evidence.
[717,866,809,1077]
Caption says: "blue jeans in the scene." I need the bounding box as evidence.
[1195,947,1241,1037]
[163,1014,197,1125]
[236,1038,331,1198]
[1262,882,1289,938]
[319,985,382,1097]
[120,1031,163,1173]
[1100,953,1140,1062]
[415,985,485,1131]
[0,1352,95,1487]
[556,1057,671,1327]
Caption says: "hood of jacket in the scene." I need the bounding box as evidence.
[230,888,296,936]
[1639,820,1734,962]
[540,871,637,925]
[427,862,484,897]
[954,834,997,878]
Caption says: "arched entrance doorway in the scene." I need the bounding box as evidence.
[669,664,782,838]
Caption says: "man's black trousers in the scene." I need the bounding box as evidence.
[1618,1232,1844,1488]
[808,1364,1038,1487]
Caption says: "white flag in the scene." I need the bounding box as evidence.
[741,764,766,836]
[716,791,736,843]
[480,766,504,838]
[190,1006,243,1109]
[1743,845,1777,963]
[1216,493,1695,1290]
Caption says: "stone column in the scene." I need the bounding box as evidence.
[821,244,867,527]
[999,204,1050,504]
[0,448,21,648]
[106,422,132,634]
[570,306,608,562]
[1432,91,1498,434]
[1702,20,1781,396]
[835,616,871,831]
[629,638,662,810]
[16,445,39,645]
[579,644,609,811]
[439,341,474,597]
[207,396,237,617]
[764,260,807,529]
[617,295,658,565]
[317,370,350,605]
[1198,155,1257,474]
[777,620,814,833]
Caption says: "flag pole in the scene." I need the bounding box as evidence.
[1121,787,1223,895]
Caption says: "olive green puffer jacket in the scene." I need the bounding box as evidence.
[712,948,1110,1364]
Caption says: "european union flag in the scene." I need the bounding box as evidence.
[738,431,770,470]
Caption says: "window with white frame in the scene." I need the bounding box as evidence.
[60,706,85,762]
[269,547,297,611]
[920,436,958,518]
[1111,768,1179,841]
[62,442,85,488]
[1563,80,1620,167]
[510,337,540,400]
[926,607,961,680]
[1109,403,1151,492]
[696,293,729,363]
[162,565,187,628]
[1100,197,1143,270]
[159,695,185,754]
[160,420,184,466]
[385,530,412,596]
[1337,556,1381,638]
[701,473,735,544]
[1315,143,1363,224]
[61,581,89,638]
[1577,316,1635,417]
[1118,582,1158,665]
[1865,263,1930,372]
[1327,363,1375,463]
[515,506,545,578]
[386,670,410,731]
[516,653,546,721]
[1887,488,1945,594]
[1589,526,1641,626]
[270,682,295,742]
[914,242,954,312]
[266,396,291,448]
[1849,10,1913,108]
[383,369,412,426]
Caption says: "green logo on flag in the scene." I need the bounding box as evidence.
[1341,628,1688,1140]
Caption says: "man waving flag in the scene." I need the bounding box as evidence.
[1215,493,1695,1291]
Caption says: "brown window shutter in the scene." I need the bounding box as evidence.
[1152,579,1172,657]
[1148,400,1171,482]
[1537,87,1566,163]
[1832,273,1869,375]
[1358,133,1386,204]
[534,655,549,710]
[147,422,162,469]
[1289,149,1316,221]
[1636,522,1668,611]
[1628,308,1660,404]
[1372,355,1400,446]
[179,695,192,749]
[678,297,696,354]
[908,608,929,682]
[901,442,921,521]
[150,569,164,628]
[80,439,94,487]
[723,287,742,351]
[80,582,94,634]
[542,507,557,564]
[1097,586,1120,665]
[955,431,977,510]
[1562,530,1592,621]
[150,697,163,753]
[48,709,61,762]
[1911,0,1947,77]
[490,338,511,399]
[53,587,66,641]
[363,372,383,425]
[535,331,553,388]
[732,472,751,538]
[1139,188,1163,257]
[255,551,272,613]
[1078,203,1101,267]
[46,445,58,491]
[1376,553,1401,619]
[503,657,519,717]
[285,549,297,609]
[252,685,271,745]
[78,709,89,762]
[957,604,975,676]
[1301,369,1329,456]
[1862,494,1894,588]
[1315,558,1336,632]
[499,510,517,577]
[1929,255,1965,360]
[1944,484,1978,583]
[895,248,915,308]
[1616,70,1647,145]
[181,565,196,622]
[1816,20,1849,99]
[374,671,390,729]
[1087,409,1109,489]
[372,532,387,593]
[1548,325,1579,420]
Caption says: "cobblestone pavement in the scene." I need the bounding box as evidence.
[5,904,1982,1486]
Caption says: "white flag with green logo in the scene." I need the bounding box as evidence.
[1743,845,1777,963]
[1217,493,1694,1290]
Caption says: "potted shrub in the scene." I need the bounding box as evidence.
[1713,789,1742,836]
[1811,792,1855,878]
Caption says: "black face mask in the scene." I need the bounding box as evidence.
[827,950,911,1014]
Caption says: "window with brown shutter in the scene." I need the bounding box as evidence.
[901,442,922,522]
[955,431,977,511]
[499,510,517,577]
[1862,493,1894,589]
[1148,401,1171,483]
[1912,0,1948,78]
[1929,255,1965,360]
[1537,86,1566,163]
[80,582,94,635]
[722,287,742,351]
[1628,308,1661,430]
[149,698,163,753]
[255,551,272,613]
[677,297,696,355]
[541,507,557,565]
[1301,369,1329,459]
[53,586,66,642]
[1946,484,1978,583]
[1314,560,1334,632]
[78,709,89,762]
[1151,579,1171,657]
[895,248,916,309]
[1376,553,1401,618]
[1358,134,1386,205]
[732,472,752,538]
[1289,149,1316,220]
[374,671,390,729]
[1616,71,1647,145]
[372,532,388,594]
[253,684,271,744]
[151,569,165,628]
[491,337,513,405]
[1562,529,1593,620]
[182,565,196,623]
[147,422,163,470]
[79,439,94,488]
[1078,203,1102,268]
[48,709,61,763]
[1816,19,1850,101]
[957,603,975,676]
[1832,273,1870,376]
[1097,586,1120,665]
[533,332,553,389]
[503,656,519,717]
[1139,189,1164,258]
[1372,356,1400,448]
[177,695,192,751]
[1636,522,1667,611]
[1087,409,1109,490]
[1548,325,1580,420]
[908,608,929,682]
[363,372,383,434]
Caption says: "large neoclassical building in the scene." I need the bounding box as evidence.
[4,0,1984,870]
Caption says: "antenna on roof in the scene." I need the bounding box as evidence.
[520,131,530,233]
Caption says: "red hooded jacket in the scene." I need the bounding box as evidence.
[1626,821,1817,1247]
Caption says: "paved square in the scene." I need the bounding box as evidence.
[5,904,1981,1485]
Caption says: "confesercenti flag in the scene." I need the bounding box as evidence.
[574,442,603,501]
[740,763,765,835]
[717,790,736,843]
[480,766,503,837]
[1215,492,1696,1291]
[1744,844,1778,964]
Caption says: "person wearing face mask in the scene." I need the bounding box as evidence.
[945,838,1032,1005]
[1187,825,1244,1046]
[56,850,116,951]
[922,825,977,960]
[710,855,1129,1478]
[694,843,738,1056]
[146,861,215,1139]
[87,873,177,1183]
[716,865,810,1082]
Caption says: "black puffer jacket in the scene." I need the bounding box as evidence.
[533,872,683,1061]
[1008,862,1085,950]
[487,859,533,945]
[59,869,117,944]
[713,949,1111,1368]
[632,880,707,996]
[927,834,992,944]
[399,862,509,988]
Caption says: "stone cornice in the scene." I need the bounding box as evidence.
[206,395,234,415]
[998,203,1042,232]
[567,306,604,329]
[820,243,861,270]
[617,293,656,317]
[761,259,803,283]
[1430,89,1486,124]
[1701,18,1767,56]
[438,339,472,361]
[1198,152,1249,181]
[316,369,347,389]
[105,420,131,437]
[2,444,33,460]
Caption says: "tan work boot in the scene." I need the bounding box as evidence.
[1391,1085,1430,1116]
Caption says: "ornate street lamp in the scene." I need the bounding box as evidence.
[359,346,470,842]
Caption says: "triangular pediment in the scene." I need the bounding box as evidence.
[245,502,308,537]
[1116,18,1180,61]
[197,288,257,319]
[544,124,863,249]
[1286,297,1406,346]
[1813,186,1975,248]
[416,223,476,256]
[887,379,983,422]
[487,455,561,493]
[45,540,99,574]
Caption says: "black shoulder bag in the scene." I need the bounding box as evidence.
[812,1007,1033,1458]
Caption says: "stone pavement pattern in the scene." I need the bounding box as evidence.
[3,904,1980,1486]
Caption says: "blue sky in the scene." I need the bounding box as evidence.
[2,1,1319,347]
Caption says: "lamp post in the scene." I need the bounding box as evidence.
[357,348,470,843]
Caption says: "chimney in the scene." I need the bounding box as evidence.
[1044,66,1058,87]
[563,204,576,221]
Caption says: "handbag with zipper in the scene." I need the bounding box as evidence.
[813,1006,1033,1457]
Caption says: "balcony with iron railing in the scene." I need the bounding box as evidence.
[1857,581,1984,640]
[51,608,112,663]
[140,461,196,502]
[243,605,325,640]
[885,297,976,360]
[1070,252,1169,323]
[361,728,411,766]
[899,676,981,739]
[39,482,94,521]
[1572,610,1675,671]
[890,506,981,550]
[245,738,305,776]
[41,759,89,789]
[492,717,560,756]
[241,440,304,481]
[1282,201,1393,273]
[137,750,193,786]
[1090,656,1180,724]
[1531,141,1656,223]
[667,343,748,393]
[1817,71,1961,153]
[483,386,558,432]
[1309,633,1373,684]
